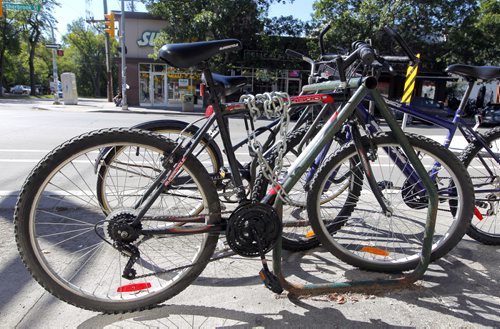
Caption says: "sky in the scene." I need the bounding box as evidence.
[53,0,315,42]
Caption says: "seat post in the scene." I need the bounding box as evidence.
[455,80,475,117]
[200,64,223,114]
[200,63,247,200]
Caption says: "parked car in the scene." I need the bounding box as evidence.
[10,85,31,94]
[480,103,500,126]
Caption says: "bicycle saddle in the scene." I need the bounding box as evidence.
[159,39,242,68]
[207,73,247,96]
[445,64,500,80]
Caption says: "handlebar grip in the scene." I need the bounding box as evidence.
[285,48,307,60]
[381,55,410,63]
[383,26,417,62]
[352,41,376,65]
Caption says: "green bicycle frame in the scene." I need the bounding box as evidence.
[271,77,439,294]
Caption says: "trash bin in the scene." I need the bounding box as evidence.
[182,93,194,112]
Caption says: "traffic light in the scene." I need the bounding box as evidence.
[0,0,3,17]
[104,12,115,38]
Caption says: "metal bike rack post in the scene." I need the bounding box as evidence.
[271,83,439,296]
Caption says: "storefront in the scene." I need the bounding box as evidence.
[114,12,201,107]
[114,12,313,107]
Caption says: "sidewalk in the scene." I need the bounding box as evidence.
[32,97,207,116]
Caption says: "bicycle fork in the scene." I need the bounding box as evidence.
[350,122,393,215]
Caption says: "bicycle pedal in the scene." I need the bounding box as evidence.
[259,268,283,294]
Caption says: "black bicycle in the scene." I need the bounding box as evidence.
[14,30,473,313]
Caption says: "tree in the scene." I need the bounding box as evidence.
[19,0,60,95]
[0,11,23,96]
[144,0,295,69]
[311,0,498,70]
[263,15,308,37]
[63,19,109,97]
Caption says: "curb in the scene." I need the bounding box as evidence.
[32,105,206,116]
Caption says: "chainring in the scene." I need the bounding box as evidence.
[226,202,282,257]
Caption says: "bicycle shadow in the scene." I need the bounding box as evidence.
[77,299,410,329]
[388,240,500,327]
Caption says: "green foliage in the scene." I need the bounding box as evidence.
[62,18,111,97]
[312,0,498,69]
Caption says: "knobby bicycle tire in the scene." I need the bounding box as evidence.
[14,128,221,313]
[460,126,500,245]
[96,121,223,214]
[307,133,473,272]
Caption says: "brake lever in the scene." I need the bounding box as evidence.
[376,57,396,76]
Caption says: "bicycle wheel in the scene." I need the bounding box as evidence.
[308,133,473,272]
[461,126,500,245]
[97,120,223,214]
[252,125,349,251]
[15,128,221,313]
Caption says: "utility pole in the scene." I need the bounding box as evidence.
[120,0,128,110]
[103,0,113,102]
[50,24,61,105]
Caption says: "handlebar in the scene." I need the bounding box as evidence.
[286,24,417,86]
[319,24,332,57]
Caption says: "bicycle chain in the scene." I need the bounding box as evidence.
[119,211,234,280]
[240,92,292,203]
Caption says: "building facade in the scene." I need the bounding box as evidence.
[114,12,201,107]
[114,11,310,107]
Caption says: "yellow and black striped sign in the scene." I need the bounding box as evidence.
[402,53,420,104]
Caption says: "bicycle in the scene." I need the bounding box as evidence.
[324,29,500,245]
[14,33,472,313]
[98,49,346,252]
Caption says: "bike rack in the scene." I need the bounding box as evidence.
[271,82,439,296]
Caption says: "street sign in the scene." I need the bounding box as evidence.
[45,44,61,49]
[2,2,42,12]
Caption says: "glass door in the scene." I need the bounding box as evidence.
[139,73,151,105]
[152,73,167,106]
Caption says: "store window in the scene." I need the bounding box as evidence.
[139,63,201,106]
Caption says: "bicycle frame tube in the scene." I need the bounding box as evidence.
[272,81,439,293]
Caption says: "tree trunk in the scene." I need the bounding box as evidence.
[28,29,41,96]
[0,48,5,97]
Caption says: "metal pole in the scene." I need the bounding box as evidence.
[120,0,128,110]
[50,24,60,105]
[103,0,113,102]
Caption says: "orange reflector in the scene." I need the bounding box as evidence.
[305,230,315,238]
[117,282,151,293]
[360,246,390,256]
[473,207,483,221]
[259,271,266,281]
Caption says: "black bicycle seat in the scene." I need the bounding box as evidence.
[208,73,247,96]
[159,39,242,68]
[445,64,500,80]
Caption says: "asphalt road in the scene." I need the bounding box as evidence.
[0,98,499,328]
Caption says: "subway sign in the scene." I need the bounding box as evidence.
[137,31,160,47]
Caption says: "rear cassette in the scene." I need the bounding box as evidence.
[226,202,282,257]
